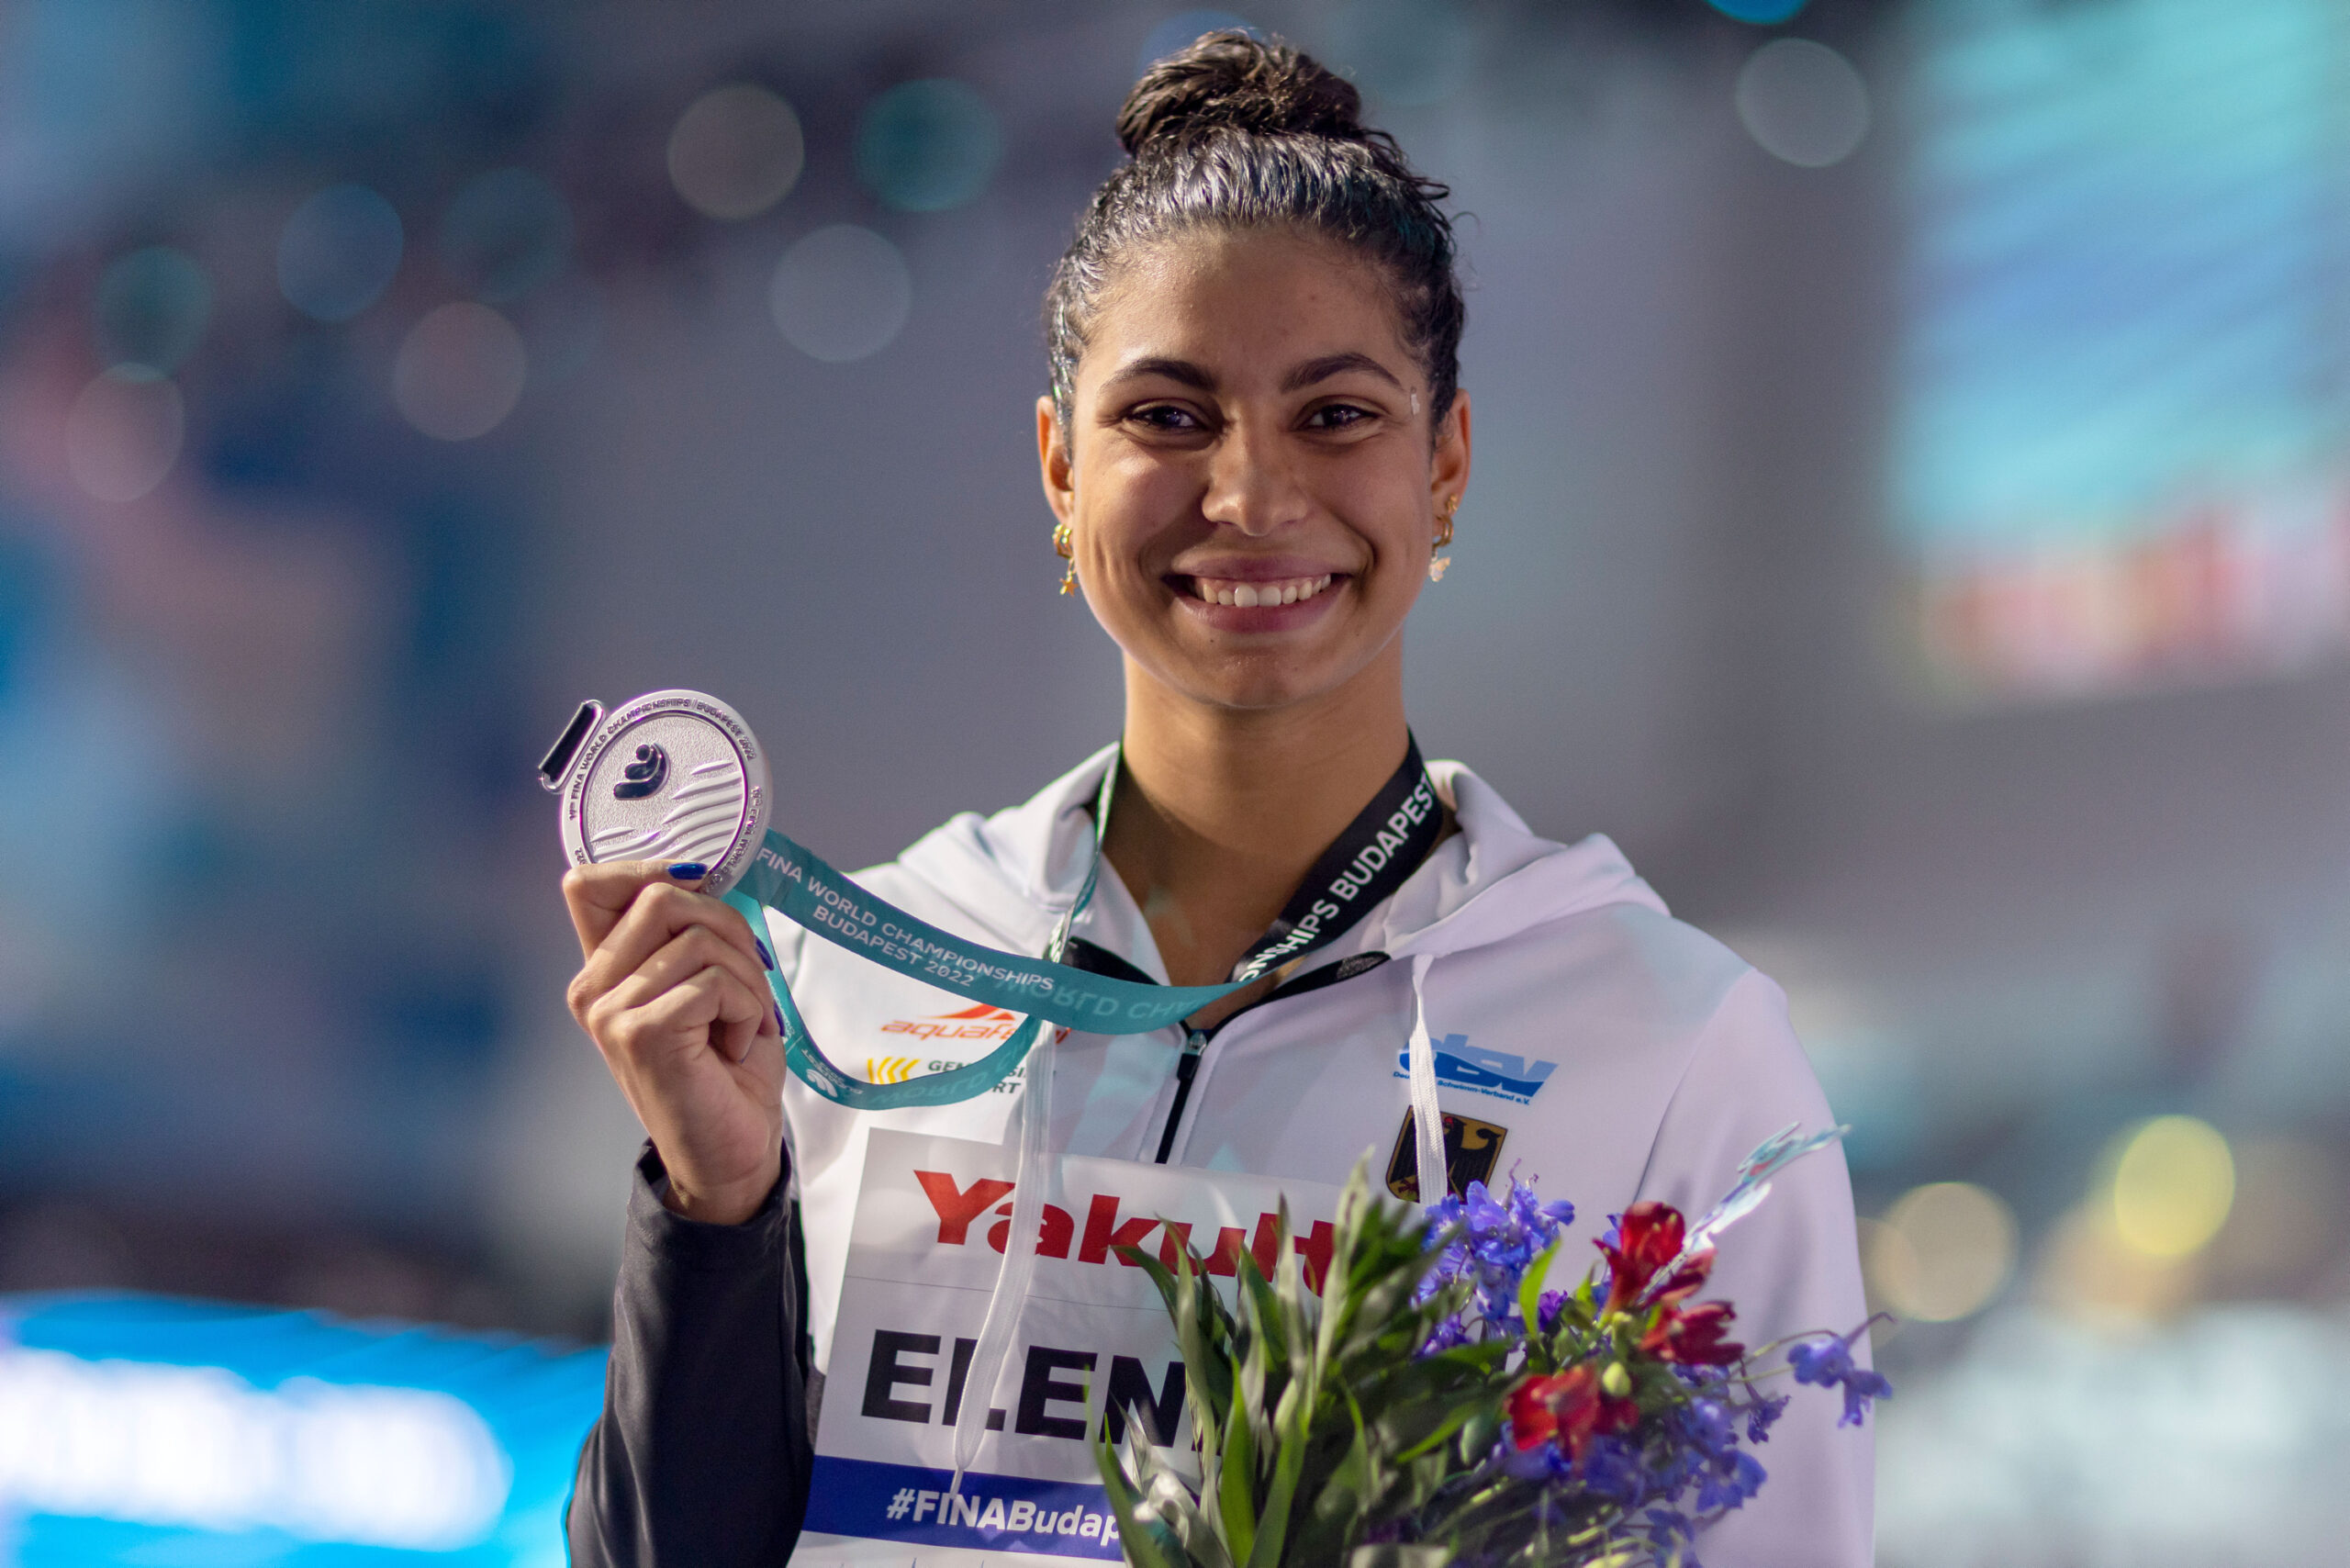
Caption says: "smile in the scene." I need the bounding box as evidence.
[1181,574,1336,608]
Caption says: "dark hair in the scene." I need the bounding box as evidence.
[1045,31,1464,434]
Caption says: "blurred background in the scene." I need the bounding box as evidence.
[0,0,2342,1561]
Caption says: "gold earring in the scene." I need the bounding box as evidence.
[1052,521,1076,595]
[1429,496,1460,583]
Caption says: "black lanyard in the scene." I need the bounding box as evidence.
[1225,734,1443,984]
[1074,735,1444,991]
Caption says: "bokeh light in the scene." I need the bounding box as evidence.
[768,225,912,364]
[65,366,185,502]
[0,1346,509,1548]
[1140,11,1257,73]
[1868,1182,2018,1323]
[1333,0,1473,107]
[2036,1199,2201,1322]
[1708,0,1811,22]
[93,247,212,374]
[392,302,528,441]
[437,168,574,303]
[855,80,1002,214]
[277,184,405,322]
[1735,38,1871,168]
[667,83,804,221]
[2110,1114,2235,1259]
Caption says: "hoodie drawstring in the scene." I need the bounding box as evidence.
[1404,952,1446,1208]
[951,1018,1053,1489]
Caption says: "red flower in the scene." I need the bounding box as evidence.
[1639,1299,1743,1366]
[1507,1366,1638,1460]
[1597,1201,1713,1314]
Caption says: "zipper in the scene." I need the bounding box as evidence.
[1146,950,1399,1165]
[1152,1028,1211,1164]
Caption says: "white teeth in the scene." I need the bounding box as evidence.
[1192,573,1339,606]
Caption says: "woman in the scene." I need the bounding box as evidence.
[562,32,1871,1566]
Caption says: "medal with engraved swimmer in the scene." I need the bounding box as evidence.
[541,689,771,898]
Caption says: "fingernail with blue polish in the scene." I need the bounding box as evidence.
[755,937,775,969]
[774,1004,787,1034]
[667,862,707,879]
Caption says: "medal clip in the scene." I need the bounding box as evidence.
[538,700,605,792]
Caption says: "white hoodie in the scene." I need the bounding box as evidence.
[766,746,1874,1567]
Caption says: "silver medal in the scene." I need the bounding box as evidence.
[538,689,770,896]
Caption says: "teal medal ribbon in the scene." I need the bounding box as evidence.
[730,740,1443,1110]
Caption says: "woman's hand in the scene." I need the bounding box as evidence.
[563,863,786,1225]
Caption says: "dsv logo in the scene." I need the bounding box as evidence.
[612,743,668,800]
[1393,1035,1558,1104]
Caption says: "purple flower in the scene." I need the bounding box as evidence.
[1574,1435,1650,1504]
[1680,1398,1736,1459]
[1416,1313,1470,1355]
[1693,1449,1767,1513]
[1789,1333,1893,1428]
[1745,1393,1789,1445]
[1418,1170,1575,1334]
[1498,1434,1573,1482]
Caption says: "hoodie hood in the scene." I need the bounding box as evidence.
[891,744,1669,974]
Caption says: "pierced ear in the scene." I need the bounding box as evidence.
[1035,395,1077,522]
[1429,387,1472,495]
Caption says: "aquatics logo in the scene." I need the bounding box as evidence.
[865,1005,1041,1092]
[879,1002,1023,1044]
[1392,1034,1558,1104]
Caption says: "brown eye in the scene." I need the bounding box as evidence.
[1129,403,1203,431]
[1304,403,1374,431]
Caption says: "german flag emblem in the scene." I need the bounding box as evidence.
[1386,1110,1507,1203]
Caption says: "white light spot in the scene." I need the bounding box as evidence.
[768,225,912,364]
[1735,38,1871,168]
[393,301,528,441]
[66,366,185,502]
[0,1348,509,1549]
[1869,1182,2017,1323]
[668,84,805,220]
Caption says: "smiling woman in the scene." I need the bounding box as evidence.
[561,31,1871,1568]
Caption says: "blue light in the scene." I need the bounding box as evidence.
[1707,0,1812,22]
[855,81,1002,214]
[1890,0,2350,696]
[92,248,211,374]
[0,1294,605,1566]
[278,185,404,322]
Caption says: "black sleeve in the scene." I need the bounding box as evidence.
[566,1143,814,1567]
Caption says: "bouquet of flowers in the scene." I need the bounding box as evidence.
[1096,1126,1886,1568]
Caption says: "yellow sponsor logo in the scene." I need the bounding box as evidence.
[865,1056,920,1085]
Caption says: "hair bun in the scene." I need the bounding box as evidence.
[1116,31,1366,156]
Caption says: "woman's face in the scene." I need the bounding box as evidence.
[1037,227,1470,716]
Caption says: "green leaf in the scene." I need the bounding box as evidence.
[1517,1238,1561,1339]
[1244,1402,1307,1568]
[1216,1379,1259,1562]
[1093,1423,1194,1568]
